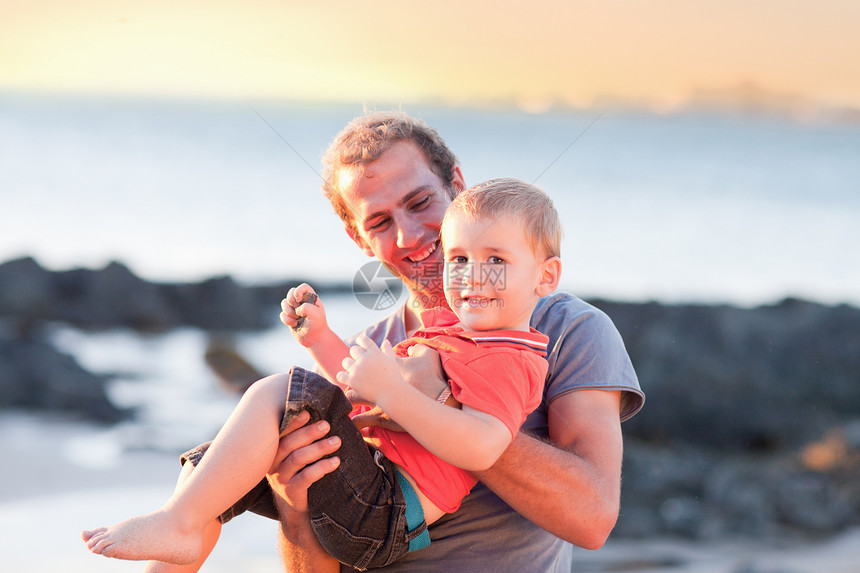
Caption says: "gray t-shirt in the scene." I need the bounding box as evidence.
[341,292,644,572]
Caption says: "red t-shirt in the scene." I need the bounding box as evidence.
[361,308,549,513]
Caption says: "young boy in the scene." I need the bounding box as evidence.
[82,178,563,570]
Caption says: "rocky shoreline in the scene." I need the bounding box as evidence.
[1,256,858,541]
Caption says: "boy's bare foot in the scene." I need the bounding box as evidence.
[82,509,203,565]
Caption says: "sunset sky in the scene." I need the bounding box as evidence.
[2,0,859,112]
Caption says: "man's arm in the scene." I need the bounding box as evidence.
[276,511,338,573]
[473,388,623,550]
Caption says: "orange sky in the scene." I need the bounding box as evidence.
[2,0,859,112]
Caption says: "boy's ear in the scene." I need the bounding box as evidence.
[536,256,562,297]
[345,226,375,257]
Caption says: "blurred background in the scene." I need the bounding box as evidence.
[1,2,859,572]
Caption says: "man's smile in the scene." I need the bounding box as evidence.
[406,239,440,263]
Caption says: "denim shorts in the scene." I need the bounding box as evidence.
[180,366,427,570]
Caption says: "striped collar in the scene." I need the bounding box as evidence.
[418,307,548,357]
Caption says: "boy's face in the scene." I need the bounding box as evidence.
[339,140,464,302]
[441,212,555,332]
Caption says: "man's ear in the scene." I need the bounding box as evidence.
[451,165,466,193]
[536,256,562,297]
[345,225,376,257]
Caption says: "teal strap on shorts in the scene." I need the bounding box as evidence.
[394,470,431,552]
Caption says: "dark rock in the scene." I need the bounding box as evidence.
[163,275,269,330]
[592,298,860,452]
[658,496,713,537]
[0,334,127,423]
[775,472,853,532]
[620,433,860,540]
[0,257,287,332]
[53,261,176,330]
[0,257,54,325]
[204,335,264,392]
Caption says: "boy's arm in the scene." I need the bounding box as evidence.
[338,335,511,471]
[383,390,510,471]
[305,330,351,385]
[349,344,458,432]
[280,284,350,385]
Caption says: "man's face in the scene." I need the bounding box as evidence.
[339,140,464,300]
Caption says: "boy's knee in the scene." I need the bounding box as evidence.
[246,372,291,401]
[284,367,352,425]
[179,459,196,482]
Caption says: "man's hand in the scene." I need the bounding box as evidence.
[399,343,447,395]
[267,410,342,573]
[266,410,341,514]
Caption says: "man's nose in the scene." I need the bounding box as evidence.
[395,216,423,249]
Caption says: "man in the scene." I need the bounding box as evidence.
[267,112,644,572]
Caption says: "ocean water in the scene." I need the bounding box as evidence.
[2,92,859,307]
[43,293,390,453]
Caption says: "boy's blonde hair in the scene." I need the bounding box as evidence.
[443,178,562,260]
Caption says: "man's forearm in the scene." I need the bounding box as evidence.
[278,511,339,573]
[473,433,618,549]
[472,391,624,550]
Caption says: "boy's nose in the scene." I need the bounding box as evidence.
[456,263,484,289]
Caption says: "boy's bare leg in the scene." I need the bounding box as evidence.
[82,373,290,564]
[142,461,222,573]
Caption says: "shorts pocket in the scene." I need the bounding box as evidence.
[311,513,384,571]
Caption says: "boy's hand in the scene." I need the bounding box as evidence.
[337,334,401,406]
[400,344,448,397]
[348,344,456,431]
[280,284,327,347]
